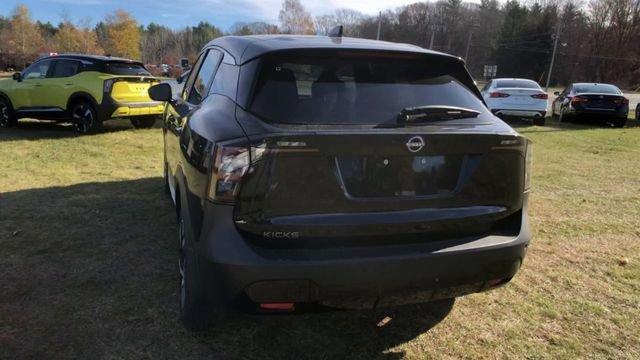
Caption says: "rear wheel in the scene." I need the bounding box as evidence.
[532,117,545,126]
[178,206,225,331]
[612,118,626,128]
[71,101,100,134]
[130,115,158,129]
[0,97,17,128]
[558,107,569,123]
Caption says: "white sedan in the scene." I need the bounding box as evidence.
[481,78,548,126]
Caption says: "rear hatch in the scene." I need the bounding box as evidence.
[103,61,160,103]
[232,50,527,247]
[109,76,160,103]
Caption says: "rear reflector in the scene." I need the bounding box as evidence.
[260,303,295,311]
[531,93,548,100]
[490,92,510,98]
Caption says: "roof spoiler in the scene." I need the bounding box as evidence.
[328,25,343,38]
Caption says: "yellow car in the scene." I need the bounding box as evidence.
[0,54,164,133]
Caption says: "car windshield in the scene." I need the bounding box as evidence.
[495,80,539,89]
[573,84,621,94]
[248,50,486,125]
[105,62,151,76]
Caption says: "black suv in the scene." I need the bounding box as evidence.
[149,34,532,331]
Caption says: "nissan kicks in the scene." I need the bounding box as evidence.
[149,34,532,331]
[0,54,163,133]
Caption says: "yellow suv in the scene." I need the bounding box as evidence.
[0,54,164,133]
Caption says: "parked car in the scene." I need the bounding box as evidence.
[149,34,532,331]
[551,83,629,127]
[0,54,164,133]
[480,78,548,126]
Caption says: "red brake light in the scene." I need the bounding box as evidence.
[571,96,588,105]
[614,97,629,105]
[490,92,510,98]
[531,93,548,100]
[206,145,250,204]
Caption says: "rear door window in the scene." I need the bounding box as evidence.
[50,60,80,78]
[248,50,486,125]
[186,49,223,105]
[105,62,150,76]
[573,84,621,94]
[495,80,540,89]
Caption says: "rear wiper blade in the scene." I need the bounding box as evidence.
[377,105,481,128]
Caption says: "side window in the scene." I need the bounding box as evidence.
[186,49,223,105]
[50,60,81,78]
[22,60,52,80]
[209,63,239,100]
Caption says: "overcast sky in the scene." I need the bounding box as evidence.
[3,0,480,30]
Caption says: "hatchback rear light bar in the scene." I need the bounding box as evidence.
[490,92,510,98]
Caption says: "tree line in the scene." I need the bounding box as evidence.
[1,0,638,88]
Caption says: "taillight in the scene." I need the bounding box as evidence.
[531,93,548,100]
[571,96,588,105]
[614,97,629,105]
[206,145,250,204]
[490,92,510,98]
[103,79,114,93]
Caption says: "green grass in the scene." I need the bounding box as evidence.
[1,117,639,359]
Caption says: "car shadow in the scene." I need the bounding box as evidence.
[0,118,160,141]
[1,178,454,359]
[507,115,639,134]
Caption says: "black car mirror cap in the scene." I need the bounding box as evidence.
[12,72,22,82]
[149,83,173,102]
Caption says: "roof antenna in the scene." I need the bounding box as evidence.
[328,25,343,38]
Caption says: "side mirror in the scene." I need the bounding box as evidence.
[148,83,173,102]
[553,91,560,96]
[12,72,22,82]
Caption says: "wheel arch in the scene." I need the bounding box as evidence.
[66,92,99,113]
[0,91,14,111]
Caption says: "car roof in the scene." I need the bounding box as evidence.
[206,35,461,65]
[39,54,143,64]
[492,78,538,83]
[572,82,618,87]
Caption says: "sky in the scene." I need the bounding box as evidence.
[1,0,477,31]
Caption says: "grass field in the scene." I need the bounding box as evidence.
[1,117,639,359]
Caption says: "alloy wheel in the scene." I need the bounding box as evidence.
[72,103,95,133]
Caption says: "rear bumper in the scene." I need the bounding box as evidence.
[195,196,531,309]
[566,107,628,119]
[491,109,546,118]
[98,94,164,120]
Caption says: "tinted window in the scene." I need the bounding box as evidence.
[573,84,621,94]
[209,63,238,100]
[495,79,540,89]
[23,60,51,79]
[51,60,80,78]
[104,62,150,76]
[249,50,486,125]
[187,49,223,104]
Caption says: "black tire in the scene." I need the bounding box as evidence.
[0,97,17,128]
[612,118,626,128]
[533,117,546,126]
[178,206,224,331]
[558,107,569,123]
[635,106,639,122]
[163,161,171,197]
[130,115,158,129]
[71,101,100,134]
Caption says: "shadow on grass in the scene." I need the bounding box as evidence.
[506,115,640,134]
[0,119,160,141]
[0,178,453,359]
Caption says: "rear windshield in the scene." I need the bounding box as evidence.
[495,79,539,89]
[105,62,151,76]
[573,84,621,94]
[248,50,485,125]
